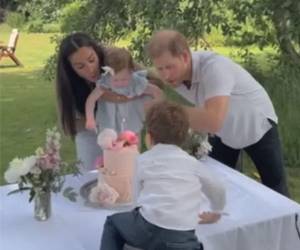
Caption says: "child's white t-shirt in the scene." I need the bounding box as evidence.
[135,144,226,230]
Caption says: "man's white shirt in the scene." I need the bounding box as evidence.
[175,51,278,148]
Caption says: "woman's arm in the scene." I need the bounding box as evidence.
[85,87,104,130]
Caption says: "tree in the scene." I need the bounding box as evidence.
[57,0,225,63]
[44,0,299,80]
[224,0,300,65]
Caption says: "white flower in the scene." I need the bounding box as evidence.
[4,156,37,183]
[30,166,42,175]
[35,147,44,156]
[22,156,37,175]
[195,139,212,158]
[97,129,118,149]
[89,182,119,205]
[46,128,55,138]
[52,139,61,149]
[4,158,23,183]
[54,131,61,140]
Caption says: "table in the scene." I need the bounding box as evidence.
[1,158,300,250]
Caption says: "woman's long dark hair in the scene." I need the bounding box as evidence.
[56,32,106,137]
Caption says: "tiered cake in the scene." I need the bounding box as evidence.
[89,129,139,206]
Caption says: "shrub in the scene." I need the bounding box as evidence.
[5,11,25,29]
[59,1,89,33]
[204,28,226,47]
[242,54,300,168]
[42,23,60,33]
[0,8,6,23]
[25,19,44,33]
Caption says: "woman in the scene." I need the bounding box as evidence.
[56,32,163,171]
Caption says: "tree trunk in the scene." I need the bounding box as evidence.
[272,7,300,65]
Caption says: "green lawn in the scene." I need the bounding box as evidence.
[0,24,299,203]
[0,24,76,184]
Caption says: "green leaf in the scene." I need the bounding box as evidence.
[62,187,78,202]
[7,187,31,196]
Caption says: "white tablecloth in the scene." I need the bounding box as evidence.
[1,158,300,250]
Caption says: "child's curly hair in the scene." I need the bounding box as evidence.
[145,101,189,146]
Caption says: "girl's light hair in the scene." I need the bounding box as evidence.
[106,47,134,73]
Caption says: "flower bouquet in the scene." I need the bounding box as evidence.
[182,130,212,159]
[4,127,80,220]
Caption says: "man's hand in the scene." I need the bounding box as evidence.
[198,211,221,224]
[144,83,164,101]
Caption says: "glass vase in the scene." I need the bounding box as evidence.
[34,189,51,221]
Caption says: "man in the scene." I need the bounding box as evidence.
[146,29,289,196]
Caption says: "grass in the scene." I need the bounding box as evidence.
[0,24,299,203]
[0,24,76,184]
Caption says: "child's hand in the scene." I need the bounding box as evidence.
[85,119,97,131]
[198,211,221,224]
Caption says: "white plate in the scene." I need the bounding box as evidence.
[80,179,134,210]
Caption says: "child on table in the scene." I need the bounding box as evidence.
[100,101,226,250]
[85,47,162,134]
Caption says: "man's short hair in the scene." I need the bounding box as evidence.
[146,29,190,59]
[145,101,189,146]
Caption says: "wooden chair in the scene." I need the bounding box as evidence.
[0,28,23,66]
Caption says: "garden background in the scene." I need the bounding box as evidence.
[0,0,299,202]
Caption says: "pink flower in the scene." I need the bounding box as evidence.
[118,131,139,146]
[94,156,104,169]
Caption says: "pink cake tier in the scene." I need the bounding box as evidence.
[100,145,139,203]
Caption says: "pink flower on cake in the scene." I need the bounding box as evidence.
[118,130,139,146]
[94,156,104,169]
[97,129,138,150]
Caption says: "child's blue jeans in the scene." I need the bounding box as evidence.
[100,208,203,250]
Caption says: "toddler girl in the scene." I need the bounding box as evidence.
[85,47,162,134]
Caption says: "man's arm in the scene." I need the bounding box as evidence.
[143,83,164,99]
[143,83,165,112]
[184,95,229,133]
